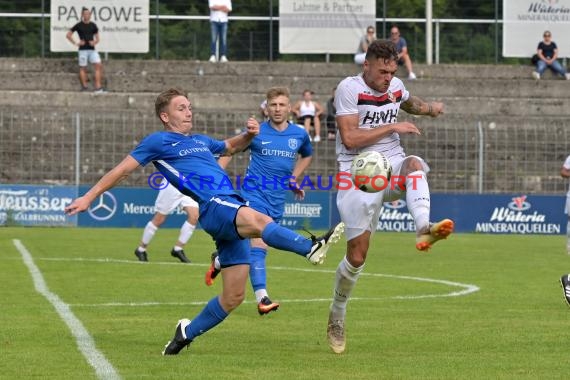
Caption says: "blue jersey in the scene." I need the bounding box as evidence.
[130,131,234,205]
[241,121,312,219]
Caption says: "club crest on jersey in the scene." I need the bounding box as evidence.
[288,138,298,149]
[387,90,396,103]
[192,138,206,145]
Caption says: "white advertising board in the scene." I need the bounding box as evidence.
[503,0,570,57]
[50,0,149,53]
[279,0,376,54]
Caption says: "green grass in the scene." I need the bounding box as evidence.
[1,227,569,379]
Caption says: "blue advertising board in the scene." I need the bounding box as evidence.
[0,184,77,226]
[2,184,565,235]
[77,186,189,228]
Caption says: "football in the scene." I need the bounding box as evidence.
[350,151,392,193]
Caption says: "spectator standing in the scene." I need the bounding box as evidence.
[354,26,376,65]
[292,89,324,142]
[66,7,105,92]
[208,0,232,63]
[390,25,417,80]
[532,31,570,80]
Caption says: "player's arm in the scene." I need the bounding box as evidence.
[336,114,420,150]
[64,155,140,215]
[401,95,444,118]
[223,116,259,155]
[561,165,570,178]
[289,155,312,200]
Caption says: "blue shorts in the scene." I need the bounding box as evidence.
[247,197,283,224]
[199,194,250,267]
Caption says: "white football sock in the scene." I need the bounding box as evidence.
[141,221,158,245]
[330,256,364,320]
[405,170,430,234]
[178,221,196,245]
[254,289,268,303]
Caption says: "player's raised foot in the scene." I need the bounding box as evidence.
[134,248,148,262]
[560,275,570,308]
[162,319,192,355]
[258,296,280,315]
[204,251,220,286]
[327,313,346,354]
[171,248,191,263]
[415,219,454,252]
[307,222,345,265]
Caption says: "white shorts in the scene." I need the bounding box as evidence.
[154,181,198,215]
[337,154,430,240]
[565,196,570,215]
[78,50,101,67]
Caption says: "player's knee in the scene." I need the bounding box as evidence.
[221,291,245,311]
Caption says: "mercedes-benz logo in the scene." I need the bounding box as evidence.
[88,191,117,221]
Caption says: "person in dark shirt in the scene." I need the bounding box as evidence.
[66,7,106,92]
[532,31,570,80]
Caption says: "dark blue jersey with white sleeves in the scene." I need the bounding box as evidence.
[241,121,312,218]
[130,131,235,205]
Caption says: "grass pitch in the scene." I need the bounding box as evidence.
[1,227,569,379]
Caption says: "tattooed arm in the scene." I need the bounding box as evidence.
[400,95,444,118]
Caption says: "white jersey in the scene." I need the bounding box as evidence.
[299,101,316,117]
[335,74,410,172]
[564,155,570,197]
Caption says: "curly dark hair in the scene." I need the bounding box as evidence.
[365,39,399,63]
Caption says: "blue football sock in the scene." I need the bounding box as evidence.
[261,222,312,257]
[184,296,228,341]
[249,247,267,292]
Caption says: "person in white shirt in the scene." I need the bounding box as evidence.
[327,39,453,354]
[292,89,324,142]
[208,0,232,63]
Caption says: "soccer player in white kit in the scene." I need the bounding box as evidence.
[133,179,198,263]
[327,39,454,354]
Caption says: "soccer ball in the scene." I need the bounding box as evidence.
[350,151,392,193]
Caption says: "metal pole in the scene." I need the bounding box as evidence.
[155,0,159,59]
[382,0,387,39]
[75,113,81,186]
[477,121,484,194]
[269,0,273,62]
[435,20,439,64]
[426,0,433,64]
[495,0,499,64]
[41,0,45,58]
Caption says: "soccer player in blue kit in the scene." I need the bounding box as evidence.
[205,87,313,315]
[64,88,344,356]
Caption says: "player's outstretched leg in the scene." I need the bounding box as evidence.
[416,219,454,252]
[560,274,570,308]
[306,222,345,264]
